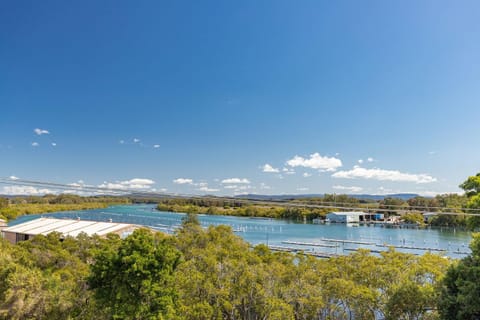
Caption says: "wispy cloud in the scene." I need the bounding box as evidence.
[31,142,39,147]
[286,152,342,171]
[173,178,194,185]
[282,167,295,175]
[262,164,279,173]
[332,166,436,184]
[221,178,250,184]
[153,144,160,149]
[51,142,57,147]
[303,172,312,177]
[133,138,140,143]
[1,185,53,195]
[297,187,309,191]
[197,186,220,192]
[98,178,155,190]
[333,185,363,193]
[34,128,49,135]
[260,182,271,190]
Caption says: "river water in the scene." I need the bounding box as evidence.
[8,204,472,258]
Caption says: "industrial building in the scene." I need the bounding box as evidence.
[326,212,366,223]
[1,217,139,245]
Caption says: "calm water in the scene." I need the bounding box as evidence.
[9,204,472,258]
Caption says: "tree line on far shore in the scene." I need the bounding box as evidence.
[0,173,479,319]
[1,212,479,319]
[156,173,480,230]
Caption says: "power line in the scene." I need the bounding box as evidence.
[0,177,477,216]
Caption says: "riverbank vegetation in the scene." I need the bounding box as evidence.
[156,174,480,231]
[156,198,330,220]
[0,195,131,221]
[1,213,472,320]
[2,174,480,319]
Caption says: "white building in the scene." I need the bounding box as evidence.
[326,212,365,223]
[1,217,139,244]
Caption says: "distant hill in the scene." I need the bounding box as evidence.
[235,193,421,201]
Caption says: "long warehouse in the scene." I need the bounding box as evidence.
[1,217,138,244]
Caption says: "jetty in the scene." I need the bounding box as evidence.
[268,245,338,259]
[376,243,446,252]
[282,240,338,248]
[320,238,376,246]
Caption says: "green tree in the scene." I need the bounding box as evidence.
[0,233,92,320]
[88,229,181,320]
[401,212,425,226]
[459,173,480,197]
[438,233,480,319]
[460,173,480,227]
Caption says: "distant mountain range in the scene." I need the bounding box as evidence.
[235,193,421,201]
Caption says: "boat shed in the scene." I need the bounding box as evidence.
[1,217,139,245]
[326,211,366,223]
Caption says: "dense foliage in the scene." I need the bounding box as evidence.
[1,173,480,319]
[0,217,453,320]
[156,198,329,221]
[438,233,480,319]
[0,195,131,221]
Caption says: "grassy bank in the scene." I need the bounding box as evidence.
[157,201,329,221]
[0,202,116,221]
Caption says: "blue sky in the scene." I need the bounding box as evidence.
[1,1,479,196]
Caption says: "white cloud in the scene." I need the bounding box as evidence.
[221,178,250,184]
[119,140,125,144]
[260,183,271,190]
[9,176,19,180]
[224,184,253,192]
[31,142,39,147]
[234,185,253,191]
[173,178,194,185]
[153,144,160,148]
[377,186,393,195]
[333,185,363,193]
[1,185,53,195]
[297,187,309,191]
[68,182,83,187]
[34,128,49,135]
[262,164,279,173]
[417,190,442,197]
[198,186,220,192]
[332,166,437,184]
[303,172,312,178]
[133,138,140,143]
[99,178,155,190]
[282,167,295,175]
[358,159,364,164]
[51,142,57,147]
[66,180,89,187]
[367,157,374,162]
[286,152,342,171]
